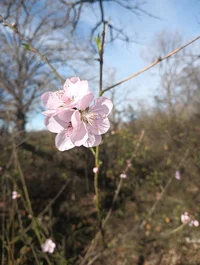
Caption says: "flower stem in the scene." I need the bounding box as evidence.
[92,5,107,247]
[94,146,100,221]
[94,145,106,247]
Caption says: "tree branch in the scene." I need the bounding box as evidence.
[0,14,65,83]
[102,35,200,94]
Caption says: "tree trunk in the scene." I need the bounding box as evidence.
[15,108,26,133]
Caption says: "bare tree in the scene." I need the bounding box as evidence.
[145,32,189,119]
[59,0,158,43]
[0,0,93,132]
[144,30,200,124]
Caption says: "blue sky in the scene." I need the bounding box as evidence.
[27,0,200,131]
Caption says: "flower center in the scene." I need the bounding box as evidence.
[80,109,98,128]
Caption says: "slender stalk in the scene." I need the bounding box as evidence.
[103,130,145,227]
[80,131,145,265]
[16,202,40,265]
[13,156,52,265]
[10,179,68,245]
[1,173,6,265]
[0,15,64,82]
[83,146,189,265]
[11,201,15,265]
[103,35,200,93]
[99,21,106,96]
[92,5,107,248]
[9,127,52,265]
[38,181,68,218]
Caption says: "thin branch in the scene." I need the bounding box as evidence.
[103,129,145,227]
[103,35,200,93]
[92,1,107,250]
[99,21,106,95]
[10,179,69,245]
[38,181,69,218]
[0,15,65,82]
[80,130,145,265]
[8,114,52,265]
[87,148,190,265]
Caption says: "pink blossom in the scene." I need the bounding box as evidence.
[0,167,2,172]
[41,239,56,254]
[120,173,127,179]
[181,212,199,227]
[70,92,113,147]
[181,212,191,224]
[189,219,199,227]
[12,191,20,200]
[41,77,89,111]
[175,171,181,180]
[93,167,98,173]
[42,78,113,151]
[44,109,75,151]
[193,220,199,227]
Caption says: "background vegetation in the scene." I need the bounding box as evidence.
[1,1,200,264]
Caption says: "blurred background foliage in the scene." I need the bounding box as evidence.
[1,107,200,264]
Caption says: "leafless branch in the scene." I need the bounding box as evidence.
[79,130,145,265]
[0,15,65,82]
[102,35,200,94]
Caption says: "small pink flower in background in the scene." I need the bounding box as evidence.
[181,212,191,224]
[193,220,199,227]
[12,191,20,200]
[0,167,2,172]
[175,171,181,180]
[120,173,127,179]
[181,212,199,227]
[93,167,98,173]
[189,220,199,227]
[41,239,56,254]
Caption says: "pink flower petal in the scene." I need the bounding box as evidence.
[71,110,81,128]
[93,167,98,173]
[88,117,110,135]
[71,111,88,146]
[120,174,127,179]
[194,220,199,227]
[42,110,57,117]
[45,109,74,133]
[44,116,66,133]
[55,129,75,151]
[83,134,102,147]
[78,92,94,110]
[56,109,74,124]
[48,247,55,254]
[79,80,89,94]
[63,77,80,98]
[63,77,89,108]
[61,93,71,105]
[71,123,88,146]
[41,91,64,109]
[90,96,113,115]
